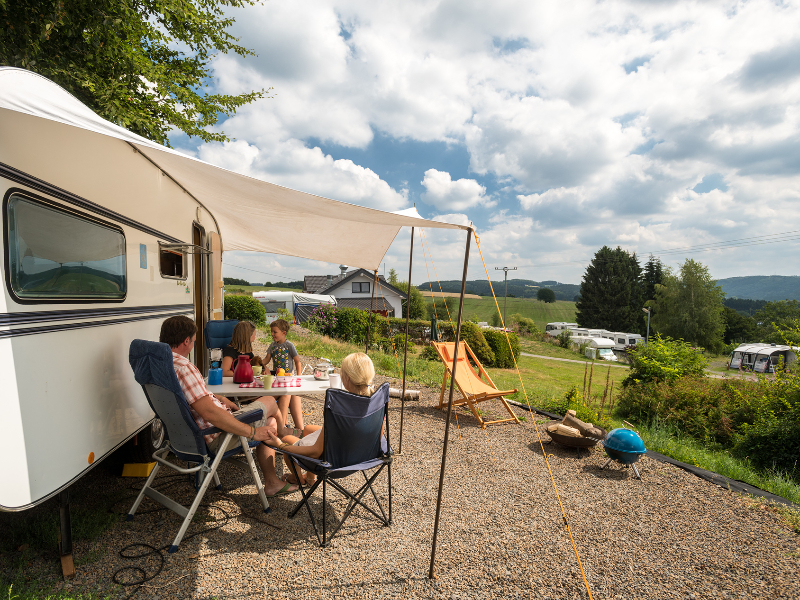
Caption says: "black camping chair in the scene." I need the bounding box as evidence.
[127,339,271,553]
[269,382,393,547]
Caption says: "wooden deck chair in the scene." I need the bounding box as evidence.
[432,341,520,428]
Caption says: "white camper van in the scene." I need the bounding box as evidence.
[584,338,618,361]
[251,291,336,324]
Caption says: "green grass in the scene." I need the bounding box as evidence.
[490,354,628,408]
[452,298,576,331]
[517,336,593,361]
[615,416,800,507]
[283,330,627,412]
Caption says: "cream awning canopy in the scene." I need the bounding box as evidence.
[0,68,470,270]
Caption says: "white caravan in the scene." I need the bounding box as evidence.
[0,68,467,516]
[251,291,336,324]
[545,322,578,337]
[606,332,644,350]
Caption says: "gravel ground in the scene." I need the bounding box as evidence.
[2,348,799,599]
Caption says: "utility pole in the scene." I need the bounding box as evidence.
[643,307,651,345]
[495,266,517,329]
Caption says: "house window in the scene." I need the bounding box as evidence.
[6,194,126,301]
[352,282,370,293]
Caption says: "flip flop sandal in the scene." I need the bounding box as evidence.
[266,482,298,498]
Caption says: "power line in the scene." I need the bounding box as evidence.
[513,227,800,270]
[221,263,297,282]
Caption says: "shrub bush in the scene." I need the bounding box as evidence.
[332,307,370,344]
[223,295,266,326]
[306,304,338,336]
[556,330,572,349]
[543,387,606,429]
[623,335,708,387]
[483,330,520,368]
[438,321,495,366]
[420,344,440,361]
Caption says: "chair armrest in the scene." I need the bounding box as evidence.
[262,443,332,469]
[235,409,264,425]
[198,408,264,437]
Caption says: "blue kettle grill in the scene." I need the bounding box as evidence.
[601,428,647,479]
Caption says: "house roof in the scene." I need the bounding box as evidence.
[306,268,407,299]
[337,298,396,313]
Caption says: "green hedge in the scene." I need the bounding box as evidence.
[617,371,800,479]
[483,330,520,369]
[223,295,266,326]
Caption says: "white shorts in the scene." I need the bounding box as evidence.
[294,427,321,448]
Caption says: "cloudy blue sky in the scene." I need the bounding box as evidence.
[172,0,800,286]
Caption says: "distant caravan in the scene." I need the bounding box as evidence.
[728,343,798,373]
[544,322,578,336]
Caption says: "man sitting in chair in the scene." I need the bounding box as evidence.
[160,316,298,497]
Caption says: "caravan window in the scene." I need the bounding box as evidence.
[6,194,126,301]
[260,302,286,313]
[159,246,186,279]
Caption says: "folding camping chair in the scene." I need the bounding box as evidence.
[127,339,271,553]
[270,383,393,547]
[204,318,238,365]
[432,341,520,428]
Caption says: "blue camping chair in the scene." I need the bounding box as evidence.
[204,319,239,351]
[127,339,271,553]
[269,383,393,547]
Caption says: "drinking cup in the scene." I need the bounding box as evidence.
[208,368,223,386]
[263,374,274,389]
[328,373,341,389]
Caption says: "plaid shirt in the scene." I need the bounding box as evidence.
[172,351,230,444]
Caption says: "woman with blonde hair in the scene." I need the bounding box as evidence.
[264,352,377,485]
[221,320,261,377]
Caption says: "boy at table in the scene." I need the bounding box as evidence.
[264,319,305,434]
[160,316,298,497]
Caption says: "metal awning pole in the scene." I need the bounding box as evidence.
[428,228,471,579]
[366,269,377,353]
[398,227,415,454]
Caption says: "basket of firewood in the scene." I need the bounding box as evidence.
[545,410,607,448]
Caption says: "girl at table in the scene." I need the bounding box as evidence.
[221,320,262,377]
[265,352,377,486]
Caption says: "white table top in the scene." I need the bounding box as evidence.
[206,375,331,397]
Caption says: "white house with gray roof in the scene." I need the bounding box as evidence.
[304,266,407,317]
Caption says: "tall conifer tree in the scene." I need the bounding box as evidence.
[575,246,643,332]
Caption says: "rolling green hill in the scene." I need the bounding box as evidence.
[428,297,577,331]
[419,278,580,301]
[717,276,800,301]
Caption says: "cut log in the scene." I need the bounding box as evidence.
[563,413,594,436]
[389,387,420,400]
[554,424,582,437]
